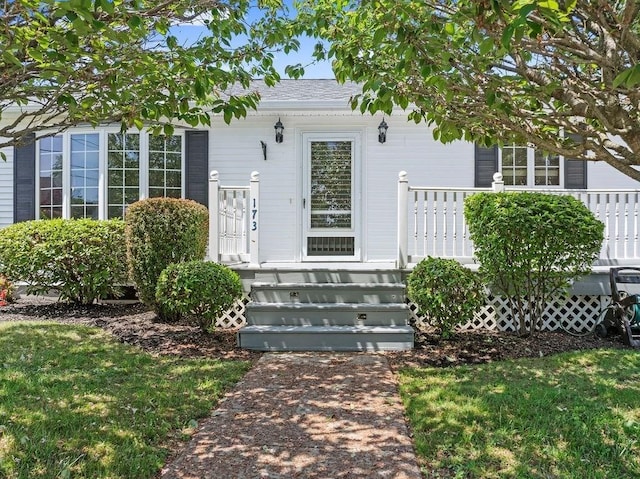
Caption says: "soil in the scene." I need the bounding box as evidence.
[0,296,628,369]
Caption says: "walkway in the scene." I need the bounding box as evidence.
[160,353,423,479]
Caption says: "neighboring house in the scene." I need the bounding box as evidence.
[2,79,639,350]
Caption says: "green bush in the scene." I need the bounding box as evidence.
[125,197,208,320]
[155,260,243,331]
[407,257,486,338]
[0,219,127,304]
[464,192,604,336]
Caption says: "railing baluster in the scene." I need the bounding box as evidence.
[624,193,629,258]
[452,192,458,258]
[422,191,428,258]
[632,193,638,258]
[432,191,438,257]
[614,194,620,258]
[442,192,448,257]
[416,191,420,256]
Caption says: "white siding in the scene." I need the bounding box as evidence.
[587,162,640,189]
[210,113,475,263]
[0,146,13,228]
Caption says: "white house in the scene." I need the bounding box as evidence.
[2,79,639,350]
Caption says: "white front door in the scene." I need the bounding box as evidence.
[302,133,361,261]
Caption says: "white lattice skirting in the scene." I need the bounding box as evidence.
[409,294,609,333]
[216,294,610,333]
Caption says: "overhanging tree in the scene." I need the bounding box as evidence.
[1,0,297,151]
[295,0,640,182]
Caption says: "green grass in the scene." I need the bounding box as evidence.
[399,349,640,479]
[0,322,251,479]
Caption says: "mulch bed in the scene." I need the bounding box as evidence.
[0,296,628,369]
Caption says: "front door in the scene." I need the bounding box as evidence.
[302,133,361,261]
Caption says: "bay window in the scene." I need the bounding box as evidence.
[37,129,184,220]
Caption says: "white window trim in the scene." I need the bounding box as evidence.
[498,145,565,188]
[36,128,185,220]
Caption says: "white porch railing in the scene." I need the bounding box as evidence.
[397,171,640,268]
[208,171,259,266]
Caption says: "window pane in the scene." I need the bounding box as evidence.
[70,133,100,219]
[108,187,123,204]
[149,152,165,169]
[147,134,183,198]
[124,188,139,203]
[108,132,140,218]
[108,206,123,219]
[39,135,63,220]
[502,148,514,166]
[165,171,181,188]
[108,151,123,169]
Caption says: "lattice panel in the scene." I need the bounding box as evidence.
[411,294,608,332]
[214,294,249,329]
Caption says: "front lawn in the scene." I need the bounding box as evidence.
[0,322,251,479]
[399,349,640,478]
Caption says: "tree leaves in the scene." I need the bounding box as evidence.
[293,0,640,182]
[1,0,300,151]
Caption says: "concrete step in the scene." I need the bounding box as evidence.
[245,302,409,327]
[249,282,405,304]
[237,325,414,352]
[251,269,403,284]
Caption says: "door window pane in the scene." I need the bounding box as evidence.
[39,136,63,219]
[310,141,353,229]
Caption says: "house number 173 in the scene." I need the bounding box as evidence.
[251,198,258,231]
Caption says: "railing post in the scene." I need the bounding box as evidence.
[208,171,220,262]
[249,171,260,267]
[397,171,409,269]
[492,172,505,193]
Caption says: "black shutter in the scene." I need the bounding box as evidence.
[564,133,587,189]
[474,144,499,187]
[13,134,36,222]
[185,130,209,206]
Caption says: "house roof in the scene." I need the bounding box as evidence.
[225,79,364,110]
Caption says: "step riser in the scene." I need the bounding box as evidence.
[252,271,403,284]
[245,310,408,327]
[251,289,404,304]
[238,331,414,352]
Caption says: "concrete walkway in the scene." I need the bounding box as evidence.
[160,353,423,479]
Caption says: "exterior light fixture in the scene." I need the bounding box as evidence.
[274,118,284,143]
[378,118,388,144]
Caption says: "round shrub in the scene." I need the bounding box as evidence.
[155,260,243,331]
[407,257,486,338]
[0,219,127,304]
[464,192,604,335]
[125,197,208,321]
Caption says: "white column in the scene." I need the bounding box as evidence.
[397,171,409,269]
[492,172,505,193]
[249,171,260,267]
[208,170,219,262]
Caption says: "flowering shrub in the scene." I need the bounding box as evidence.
[0,274,14,306]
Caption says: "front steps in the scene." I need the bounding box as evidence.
[237,269,414,352]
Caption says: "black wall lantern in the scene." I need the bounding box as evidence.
[378,118,388,144]
[274,118,284,143]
